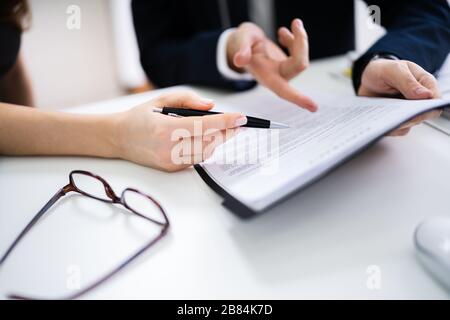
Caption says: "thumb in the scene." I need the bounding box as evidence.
[233,44,252,68]
[409,86,433,100]
[407,62,441,99]
[388,64,433,100]
[232,25,264,68]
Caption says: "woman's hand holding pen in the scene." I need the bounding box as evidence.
[115,91,246,172]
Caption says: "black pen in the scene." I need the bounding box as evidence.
[153,107,290,129]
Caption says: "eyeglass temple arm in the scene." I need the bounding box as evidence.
[9,226,169,300]
[63,227,168,300]
[0,187,69,266]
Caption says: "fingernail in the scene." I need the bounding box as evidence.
[414,87,428,95]
[295,19,303,29]
[306,102,318,112]
[235,116,248,127]
[200,98,214,105]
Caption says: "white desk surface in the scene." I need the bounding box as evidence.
[1,57,450,300]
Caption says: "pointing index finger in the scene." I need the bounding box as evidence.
[266,74,318,112]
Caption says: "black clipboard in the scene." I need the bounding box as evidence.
[194,105,449,219]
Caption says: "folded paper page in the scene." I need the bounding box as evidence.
[197,89,450,216]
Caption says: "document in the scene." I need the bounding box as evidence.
[196,89,450,216]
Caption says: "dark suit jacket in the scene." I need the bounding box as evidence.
[132,0,450,93]
[0,24,20,78]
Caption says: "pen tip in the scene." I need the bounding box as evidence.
[270,121,290,129]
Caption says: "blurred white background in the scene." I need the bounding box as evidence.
[22,0,384,110]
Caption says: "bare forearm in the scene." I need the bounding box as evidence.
[0,103,122,158]
[0,91,242,172]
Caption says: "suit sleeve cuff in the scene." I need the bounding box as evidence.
[217,28,254,81]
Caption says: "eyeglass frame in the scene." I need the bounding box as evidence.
[0,170,170,300]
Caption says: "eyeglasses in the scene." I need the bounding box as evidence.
[0,170,170,300]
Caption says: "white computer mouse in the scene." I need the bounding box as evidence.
[415,218,450,290]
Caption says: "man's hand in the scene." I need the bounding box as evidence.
[227,20,318,112]
[359,59,442,136]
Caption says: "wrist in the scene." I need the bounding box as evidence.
[353,52,400,95]
[106,112,128,160]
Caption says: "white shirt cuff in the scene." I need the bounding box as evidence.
[216,28,254,81]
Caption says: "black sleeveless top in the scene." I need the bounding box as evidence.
[0,24,21,78]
